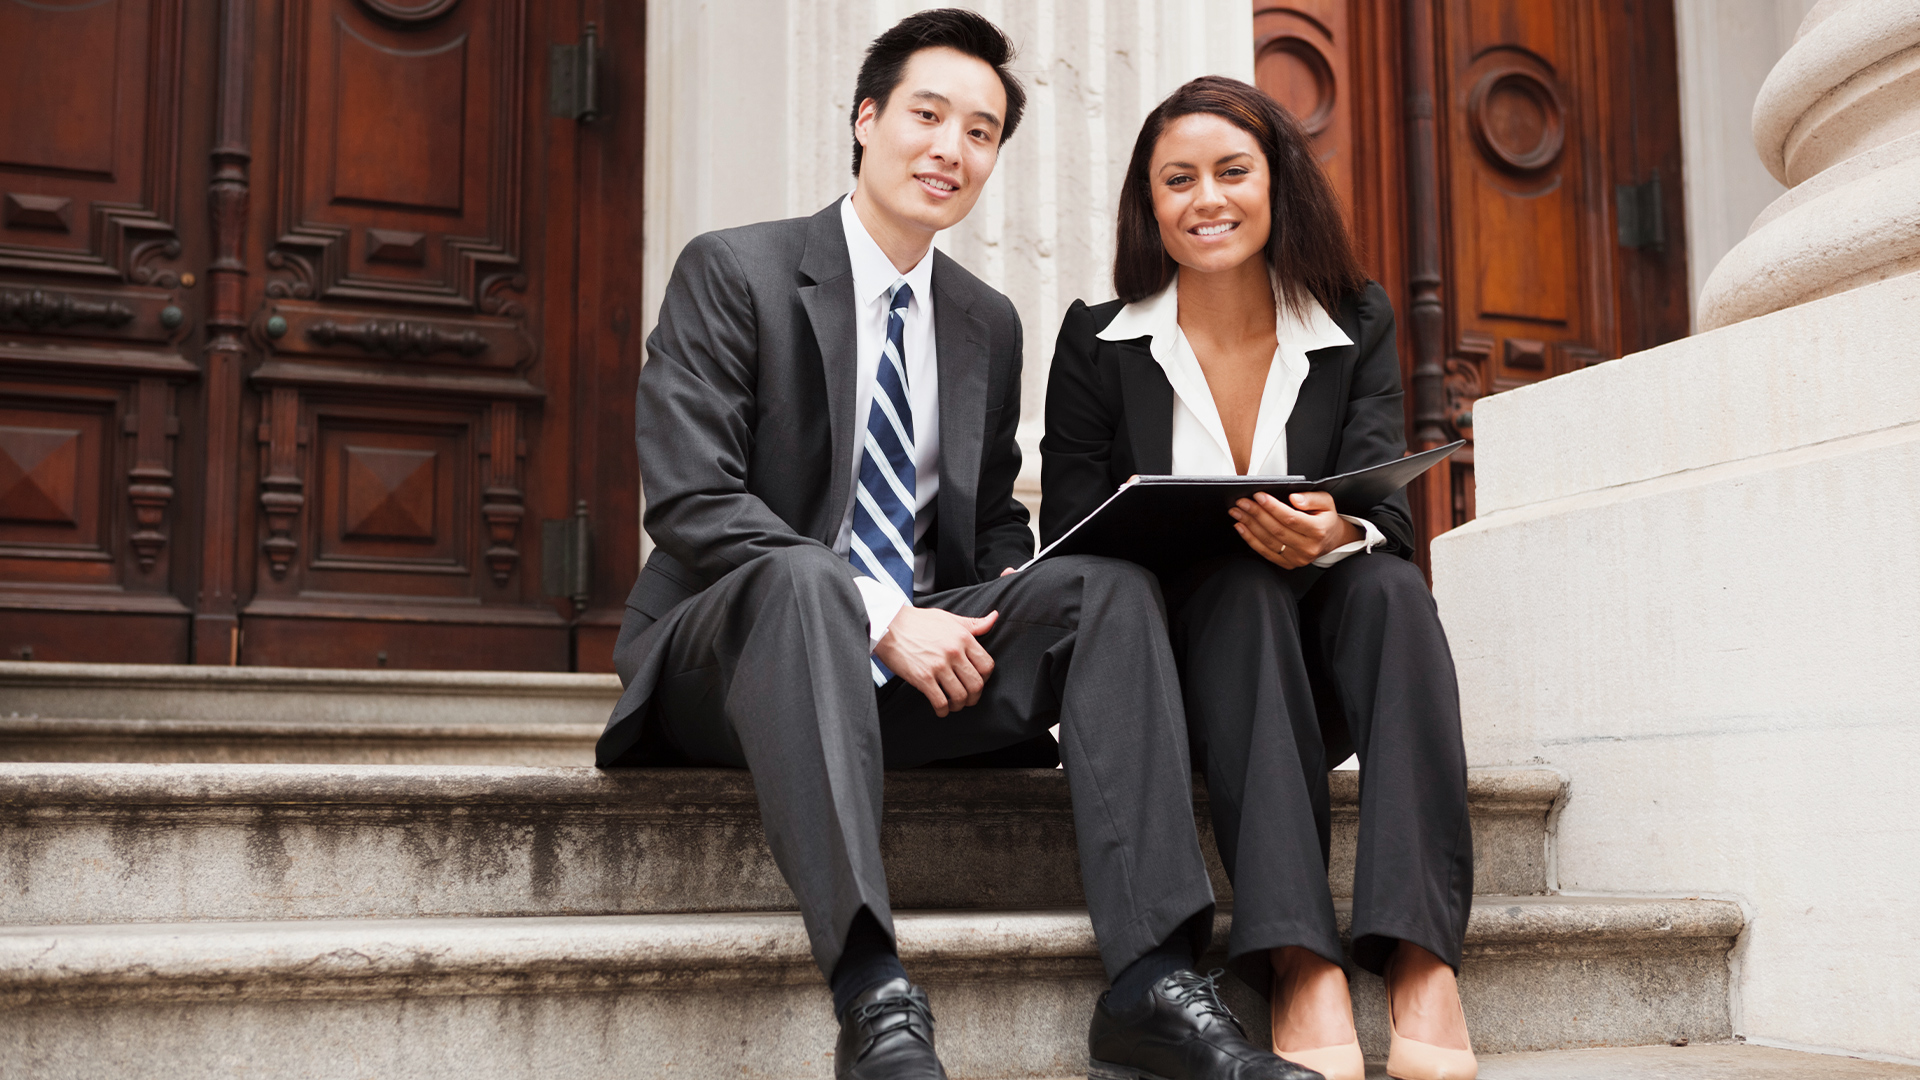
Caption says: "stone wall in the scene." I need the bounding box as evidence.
[1433,0,1920,1062]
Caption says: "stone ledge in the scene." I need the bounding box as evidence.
[0,896,1740,1009]
[0,661,622,728]
[0,762,1565,811]
[0,716,604,766]
[0,764,1560,921]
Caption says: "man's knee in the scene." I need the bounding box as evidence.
[1035,554,1163,608]
[745,544,859,600]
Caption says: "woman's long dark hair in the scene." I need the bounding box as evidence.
[1114,76,1366,315]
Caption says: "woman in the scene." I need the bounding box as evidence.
[1041,77,1477,1080]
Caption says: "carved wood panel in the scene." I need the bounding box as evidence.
[0,403,108,562]
[0,0,188,288]
[314,414,468,571]
[1255,2,1355,223]
[0,376,182,586]
[267,0,527,318]
[1440,2,1601,399]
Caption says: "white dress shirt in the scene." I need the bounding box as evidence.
[834,193,941,644]
[1095,271,1385,567]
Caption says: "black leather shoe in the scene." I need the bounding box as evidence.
[1088,969,1325,1080]
[834,978,948,1080]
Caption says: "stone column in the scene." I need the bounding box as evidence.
[1697,0,1920,328]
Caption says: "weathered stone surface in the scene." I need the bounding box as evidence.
[0,764,1560,923]
[0,662,619,765]
[1474,1042,1920,1079]
[0,716,603,765]
[0,897,1740,1077]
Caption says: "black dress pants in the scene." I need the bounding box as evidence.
[650,545,1217,982]
[1166,552,1472,983]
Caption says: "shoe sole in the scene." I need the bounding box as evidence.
[1088,1061,1175,1080]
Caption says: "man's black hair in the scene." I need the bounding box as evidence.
[849,8,1027,176]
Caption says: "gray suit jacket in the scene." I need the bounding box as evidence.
[598,199,1033,766]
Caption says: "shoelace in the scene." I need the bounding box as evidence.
[849,991,937,1045]
[1166,968,1245,1035]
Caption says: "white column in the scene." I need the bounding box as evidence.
[1672,0,1819,323]
[1696,0,1920,328]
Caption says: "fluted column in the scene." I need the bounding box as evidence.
[1698,0,1920,329]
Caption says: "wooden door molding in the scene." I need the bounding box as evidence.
[566,0,644,672]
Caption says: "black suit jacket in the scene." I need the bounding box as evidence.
[598,199,1032,766]
[1039,280,1414,568]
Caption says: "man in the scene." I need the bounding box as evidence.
[600,11,1319,1080]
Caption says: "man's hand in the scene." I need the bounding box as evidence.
[1229,490,1362,569]
[875,607,999,717]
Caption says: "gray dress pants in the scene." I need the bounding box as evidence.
[650,544,1218,981]
[1166,552,1473,986]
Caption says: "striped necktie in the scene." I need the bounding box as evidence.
[849,281,916,685]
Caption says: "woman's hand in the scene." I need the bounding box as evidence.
[1230,490,1362,569]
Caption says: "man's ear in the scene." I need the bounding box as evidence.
[853,97,879,149]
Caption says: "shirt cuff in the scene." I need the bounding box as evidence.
[1311,514,1386,568]
[852,574,910,648]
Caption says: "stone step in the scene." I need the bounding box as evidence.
[0,763,1561,924]
[1471,1043,1920,1080]
[0,661,617,765]
[0,897,1742,1079]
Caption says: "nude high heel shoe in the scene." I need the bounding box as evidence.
[1277,1041,1365,1080]
[1383,958,1477,1080]
[1269,982,1364,1080]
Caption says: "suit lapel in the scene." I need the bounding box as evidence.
[1114,340,1174,475]
[1284,343,1349,479]
[933,253,988,584]
[795,201,858,543]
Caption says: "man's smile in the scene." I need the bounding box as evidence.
[916,173,960,197]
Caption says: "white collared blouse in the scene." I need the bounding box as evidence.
[1093,272,1384,567]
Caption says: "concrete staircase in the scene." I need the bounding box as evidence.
[0,662,1747,1078]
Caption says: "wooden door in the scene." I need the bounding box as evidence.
[1,0,643,672]
[0,0,203,662]
[1253,0,1690,566]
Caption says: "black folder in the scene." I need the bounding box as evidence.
[1022,440,1464,574]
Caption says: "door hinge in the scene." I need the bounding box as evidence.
[542,499,592,616]
[549,22,601,123]
[1616,170,1664,250]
